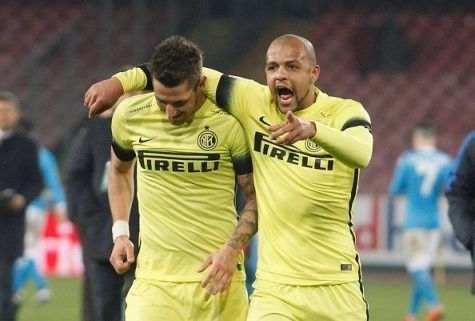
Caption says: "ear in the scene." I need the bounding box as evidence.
[311,65,320,84]
[198,75,206,90]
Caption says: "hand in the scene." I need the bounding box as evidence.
[198,244,241,295]
[268,111,316,145]
[8,194,26,211]
[84,77,124,118]
[109,236,135,275]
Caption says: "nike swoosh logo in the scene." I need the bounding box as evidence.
[139,137,153,143]
[258,116,271,126]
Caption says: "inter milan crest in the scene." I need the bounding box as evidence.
[197,125,218,150]
[305,139,322,152]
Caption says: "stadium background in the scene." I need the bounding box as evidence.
[1,0,474,320]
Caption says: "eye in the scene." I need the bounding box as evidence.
[267,65,277,71]
[172,101,187,108]
[288,64,299,70]
[155,98,166,107]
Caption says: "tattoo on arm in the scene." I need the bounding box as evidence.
[227,173,258,250]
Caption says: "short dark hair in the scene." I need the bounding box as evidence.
[0,91,20,111]
[413,122,436,138]
[151,36,203,88]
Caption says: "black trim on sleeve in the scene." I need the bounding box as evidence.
[216,74,234,113]
[341,118,372,132]
[111,140,135,161]
[138,63,153,91]
[232,154,253,175]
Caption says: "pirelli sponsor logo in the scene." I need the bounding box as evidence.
[253,132,334,171]
[137,150,220,173]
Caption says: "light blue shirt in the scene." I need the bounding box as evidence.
[29,147,66,211]
[390,147,452,229]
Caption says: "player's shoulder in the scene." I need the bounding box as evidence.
[399,150,414,162]
[434,149,452,163]
[222,72,268,97]
[115,92,155,119]
[206,101,240,123]
[319,90,369,119]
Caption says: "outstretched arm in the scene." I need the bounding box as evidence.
[198,173,258,295]
[83,65,253,120]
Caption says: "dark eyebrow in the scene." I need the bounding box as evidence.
[266,59,301,66]
[155,96,190,107]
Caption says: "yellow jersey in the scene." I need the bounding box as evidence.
[111,92,252,282]
[115,68,373,286]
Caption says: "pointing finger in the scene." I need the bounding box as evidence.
[267,121,285,132]
[269,123,293,141]
[286,111,295,123]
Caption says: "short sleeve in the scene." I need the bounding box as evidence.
[113,66,150,93]
[204,68,264,124]
[111,103,135,161]
[226,119,252,175]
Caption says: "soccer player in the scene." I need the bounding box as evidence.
[107,36,256,321]
[446,131,475,295]
[389,124,451,321]
[86,34,372,321]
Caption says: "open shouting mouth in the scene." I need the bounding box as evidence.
[276,86,294,107]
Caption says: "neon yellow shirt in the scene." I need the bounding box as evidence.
[115,68,373,286]
[112,92,251,282]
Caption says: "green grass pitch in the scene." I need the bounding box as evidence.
[16,276,473,321]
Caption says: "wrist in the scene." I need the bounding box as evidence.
[309,121,317,138]
[112,220,129,243]
[111,75,127,94]
[225,242,244,256]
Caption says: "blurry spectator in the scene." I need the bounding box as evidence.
[389,124,451,321]
[65,93,138,321]
[446,131,475,295]
[13,119,68,304]
[0,92,43,321]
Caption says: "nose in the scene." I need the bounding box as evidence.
[165,105,179,118]
[275,66,287,80]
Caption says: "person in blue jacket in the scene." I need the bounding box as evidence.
[389,123,451,321]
